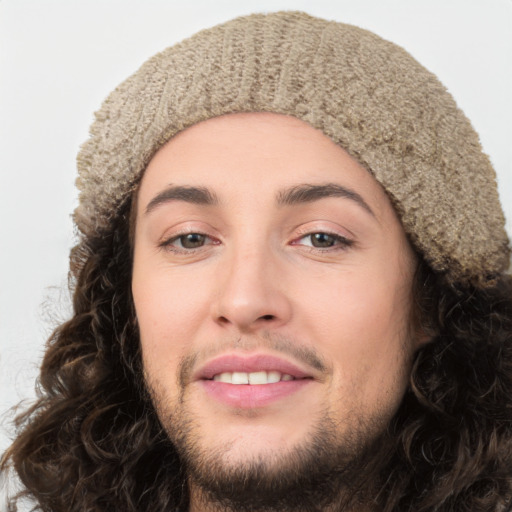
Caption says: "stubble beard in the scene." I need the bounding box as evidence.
[146,377,395,512]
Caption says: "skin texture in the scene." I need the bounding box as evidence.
[132,112,423,511]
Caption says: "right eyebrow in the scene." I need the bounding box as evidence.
[145,185,219,215]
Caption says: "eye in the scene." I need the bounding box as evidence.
[163,232,215,251]
[295,232,353,249]
[177,233,208,249]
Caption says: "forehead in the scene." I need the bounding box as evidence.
[136,112,403,232]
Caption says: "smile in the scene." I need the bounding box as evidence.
[195,353,316,408]
[195,353,314,382]
[211,371,297,384]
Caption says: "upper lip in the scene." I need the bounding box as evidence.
[193,353,314,381]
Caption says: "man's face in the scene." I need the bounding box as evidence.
[132,113,421,509]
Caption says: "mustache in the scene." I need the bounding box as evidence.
[178,331,329,388]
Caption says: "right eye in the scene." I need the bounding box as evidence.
[160,233,219,253]
[176,233,207,249]
[164,233,213,250]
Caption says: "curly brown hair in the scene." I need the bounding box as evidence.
[2,195,512,512]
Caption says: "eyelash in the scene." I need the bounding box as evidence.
[159,232,219,253]
[292,232,354,252]
[160,230,353,254]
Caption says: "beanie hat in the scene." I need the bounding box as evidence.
[75,11,510,285]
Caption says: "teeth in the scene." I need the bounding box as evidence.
[232,372,249,385]
[248,371,267,385]
[267,371,281,383]
[212,371,295,384]
[215,372,232,383]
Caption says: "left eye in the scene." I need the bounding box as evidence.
[297,232,351,249]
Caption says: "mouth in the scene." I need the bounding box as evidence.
[194,353,315,408]
[211,370,299,384]
[195,353,313,381]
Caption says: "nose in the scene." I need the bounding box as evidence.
[212,246,292,332]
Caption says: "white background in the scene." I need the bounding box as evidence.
[1,0,511,504]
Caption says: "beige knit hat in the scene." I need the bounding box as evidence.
[75,11,510,285]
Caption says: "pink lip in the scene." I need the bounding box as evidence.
[194,354,315,409]
[200,380,312,408]
[194,354,312,381]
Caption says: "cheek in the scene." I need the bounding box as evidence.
[296,267,413,395]
[132,265,212,386]
[300,270,409,344]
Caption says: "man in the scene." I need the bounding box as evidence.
[2,11,511,512]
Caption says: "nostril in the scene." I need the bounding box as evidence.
[261,315,275,321]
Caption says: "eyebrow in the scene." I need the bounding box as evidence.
[145,182,375,218]
[145,185,219,214]
[276,183,375,217]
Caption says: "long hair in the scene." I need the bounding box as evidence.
[2,195,512,512]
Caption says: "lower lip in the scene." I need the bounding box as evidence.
[200,379,312,409]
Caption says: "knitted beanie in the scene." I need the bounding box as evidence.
[75,11,510,285]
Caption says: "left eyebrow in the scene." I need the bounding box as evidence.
[276,183,375,217]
